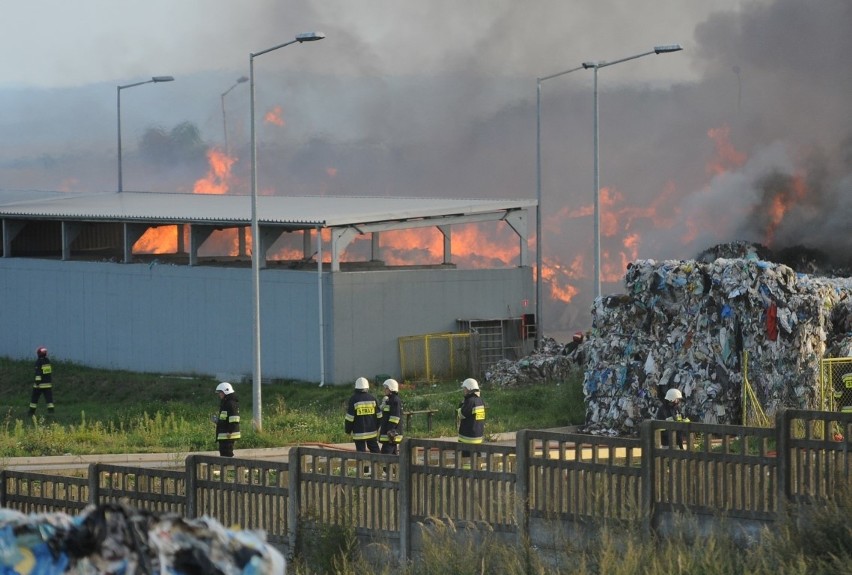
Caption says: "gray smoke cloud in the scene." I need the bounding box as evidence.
[1,0,850,337]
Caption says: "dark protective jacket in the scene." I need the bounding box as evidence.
[34,357,53,389]
[657,400,687,448]
[458,392,485,444]
[379,392,403,444]
[344,390,379,441]
[216,393,241,442]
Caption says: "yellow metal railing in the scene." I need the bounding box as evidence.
[742,351,771,428]
[399,332,473,383]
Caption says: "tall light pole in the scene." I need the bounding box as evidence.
[582,44,682,299]
[250,31,325,431]
[117,76,175,192]
[221,76,248,155]
[536,65,584,349]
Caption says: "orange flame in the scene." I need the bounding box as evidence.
[134,225,181,254]
[265,106,285,127]
[193,148,236,195]
[326,167,338,178]
[706,125,746,175]
[763,171,808,246]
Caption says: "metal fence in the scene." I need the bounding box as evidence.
[1,409,850,562]
[821,357,852,412]
[398,332,475,382]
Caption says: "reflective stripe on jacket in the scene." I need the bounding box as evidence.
[458,393,485,444]
[216,394,241,441]
[344,391,379,440]
[379,392,403,444]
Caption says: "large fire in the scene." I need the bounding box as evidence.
[133,119,811,326]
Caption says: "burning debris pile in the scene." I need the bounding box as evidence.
[583,255,852,434]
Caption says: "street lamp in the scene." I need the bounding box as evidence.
[250,31,325,431]
[582,44,682,299]
[535,65,584,349]
[221,76,248,155]
[117,76,175,192]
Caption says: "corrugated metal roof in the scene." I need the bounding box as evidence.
[0,191,535,228]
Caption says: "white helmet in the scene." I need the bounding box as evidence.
[461,378,479,392]
[215,382,234,395]
[383,378,399,392]
[664,388,683,402]
[354,377,370,390]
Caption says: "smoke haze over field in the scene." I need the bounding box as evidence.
[2,0,851,336]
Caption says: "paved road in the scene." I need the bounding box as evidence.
[2,432,528,473]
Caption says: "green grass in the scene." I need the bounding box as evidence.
[0,357,585,457]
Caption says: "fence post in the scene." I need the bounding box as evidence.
[514,429,529,547]
[775,409,789,524]
[0,470,5,508]
[288,446,301,553]
[640,420,655,535]
[186,455,197,519]
[399,439,412,563]
[88,463,100,506]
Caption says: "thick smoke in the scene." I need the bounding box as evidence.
[2,0,851,337]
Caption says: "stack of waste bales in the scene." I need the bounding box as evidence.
[582,256,852,435]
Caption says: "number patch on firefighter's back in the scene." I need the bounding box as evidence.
[42,365,52,374]
[474,407,485,421]
[356,404,375,416]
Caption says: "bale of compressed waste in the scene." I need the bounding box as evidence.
[582,256,852,434]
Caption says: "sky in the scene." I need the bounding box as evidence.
[2,0,851,336]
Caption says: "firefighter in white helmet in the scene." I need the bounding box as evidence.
[344,377,380,453]
[379,378,404,455]
[657,387,689,449]
[458,378,485,457]
[213,382,241,457]
[29,347,55,416]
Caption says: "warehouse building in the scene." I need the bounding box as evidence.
[0,190,535,385]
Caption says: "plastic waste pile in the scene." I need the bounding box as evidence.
[485,337,584,386]
[0,502,285,574]
[583,256,852,434]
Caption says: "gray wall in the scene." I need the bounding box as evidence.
[329,267,533,383]
[0,259,531,385]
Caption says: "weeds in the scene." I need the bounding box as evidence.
[0,357,586,457]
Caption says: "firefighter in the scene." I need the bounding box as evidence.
[214,382,241,457]
[29,347,54,416]
[344,377,380,453]
[458,378,486,460]
[378,378,403,455]
[658,388,689,449]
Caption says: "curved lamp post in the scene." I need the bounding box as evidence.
[117,76,174,192]
[535,65,584,349]
[221,76,248,155]
[582,44,682,299]
[250,31,325,431]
